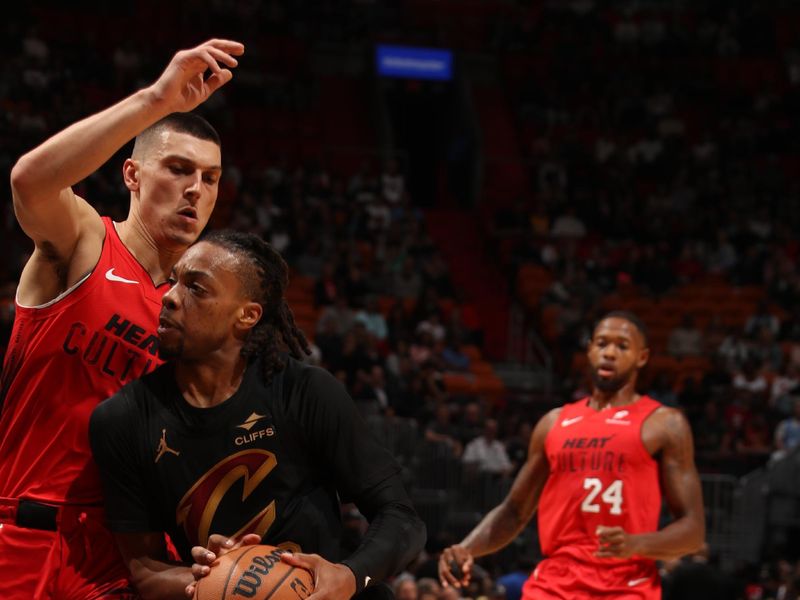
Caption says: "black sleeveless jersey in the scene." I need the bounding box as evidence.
[89,357,401,561]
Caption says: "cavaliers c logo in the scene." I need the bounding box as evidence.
[176,449,277,546]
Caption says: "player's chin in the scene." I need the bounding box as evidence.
[157,336,184,360]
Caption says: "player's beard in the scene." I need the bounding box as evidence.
[157,335,184,360]
[591,368,633,393]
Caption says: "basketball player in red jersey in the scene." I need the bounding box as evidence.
[439,312,705,599]
[0,39,244,599]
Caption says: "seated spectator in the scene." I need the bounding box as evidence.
[462,419,513,478]
[317,296,356,336]
[771,363,800,416]
[717,329,751,370]
[745,300,780,338]
[772,399,800,462]
[458,401,485,447]
[441,332,471,372]
[416,313,446,343]
[393,574,418,600]
[732,359,769,400]
[550,207,586,238]
[667,314,705,358]
[425,403,463,457]
[381,158,405,205]
[355,295,388,341]
[393,257,423,299]
[410,331,437,367]
[751,326,783,372]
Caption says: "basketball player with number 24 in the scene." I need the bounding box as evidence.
[439,312,705,600]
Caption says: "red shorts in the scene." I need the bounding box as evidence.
[0,498,137,600]
[522,554,661,600]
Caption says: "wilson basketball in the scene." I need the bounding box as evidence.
[195,545,314,600]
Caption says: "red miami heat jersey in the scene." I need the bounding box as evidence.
[0,217,166,504]
[538,396,662,566]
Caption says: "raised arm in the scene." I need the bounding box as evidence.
[596,408,706,562]
[438,408,559,587]
[11,39,243,302]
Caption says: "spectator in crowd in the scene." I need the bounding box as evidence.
[772,399,800,462]
[667,314,705,358]
[461,419,514,478]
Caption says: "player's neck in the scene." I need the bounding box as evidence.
[588,385,639,411]
[115,216,185,286]
[175,354,248,408]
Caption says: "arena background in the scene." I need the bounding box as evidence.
[1,1,800,598]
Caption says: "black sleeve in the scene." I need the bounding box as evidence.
[341,475,427,592]
[290,367,426,587]
[89,388,158,532]
[292,367,400,500]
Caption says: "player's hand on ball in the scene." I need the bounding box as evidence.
[280,551,356,600]
[185,533,261,598]
[438,544,473,588]
[594,526,639,559]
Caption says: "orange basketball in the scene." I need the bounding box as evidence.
[195,545,314,600]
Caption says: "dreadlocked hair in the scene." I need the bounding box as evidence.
[202,229,311,383]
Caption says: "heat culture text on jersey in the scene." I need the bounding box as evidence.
[61,312,159,385]
[552,435,627,474]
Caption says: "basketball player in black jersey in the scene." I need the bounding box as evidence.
[89,231,426,600]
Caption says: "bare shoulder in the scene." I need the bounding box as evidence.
[643,405,694,456]
[529,407,563,448]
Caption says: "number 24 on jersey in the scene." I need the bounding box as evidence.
[581,478,623,515]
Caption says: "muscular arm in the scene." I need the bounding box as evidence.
[11,39,243,303]
[438,409,557,588]
[114,532,193,600]
[598,408,706,562]
[463,409,558,556]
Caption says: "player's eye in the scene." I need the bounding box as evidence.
[167,276,177,286]
[203,173,219,185]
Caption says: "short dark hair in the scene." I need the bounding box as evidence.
[594,310,649,346]
[132,113,220,158]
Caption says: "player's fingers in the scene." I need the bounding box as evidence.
[204,70,233,95]
[207,45,240,68]
[190,545,217,565]
[185,582,196,598]
[438,557,460,588]
[204,39,246,56]
[280,551,317,571]
[238,533,262,547]
[192,562,212,579]
[207,534,235,555]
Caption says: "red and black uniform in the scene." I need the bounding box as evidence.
[0,218,166,600]
[524,396,663,600]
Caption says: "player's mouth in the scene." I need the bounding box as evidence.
[597,364,616,377]
[158,315,182,333]
[176,206,198,221]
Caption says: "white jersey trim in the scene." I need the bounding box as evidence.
[16,270,93,310]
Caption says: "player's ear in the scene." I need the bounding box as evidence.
[637,347,650,369]
[123,158,141,192]
[237,301,263,333]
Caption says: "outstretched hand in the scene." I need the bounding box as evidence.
[150,39,245,114]
[280,551,357,600]
[184,533,261,598]
[438,544,473,588]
